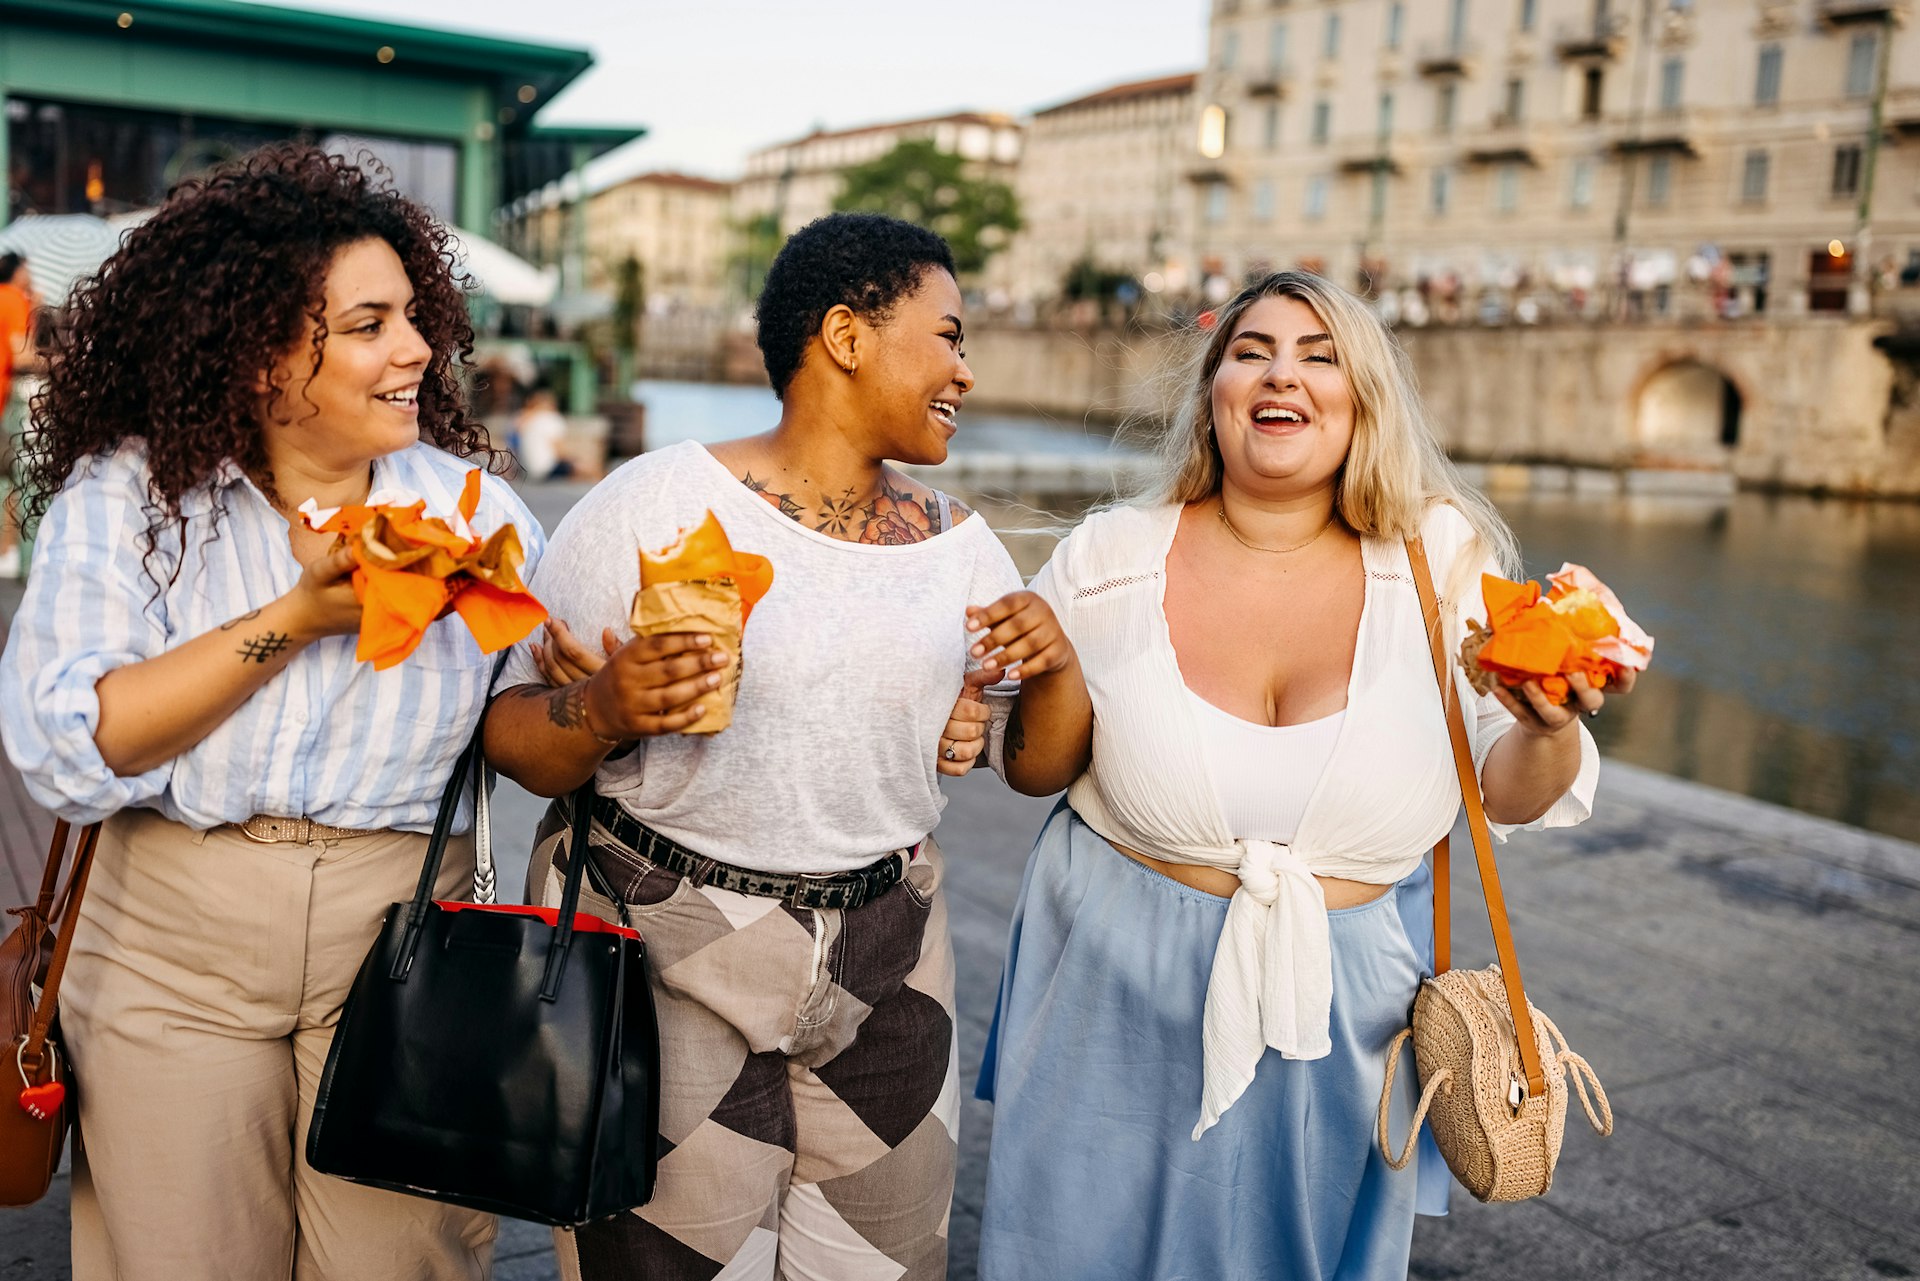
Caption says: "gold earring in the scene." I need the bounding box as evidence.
[843,361,857,375]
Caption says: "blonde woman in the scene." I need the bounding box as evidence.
[964,271,1630,1280]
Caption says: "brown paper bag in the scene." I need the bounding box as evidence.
[630,579,742,734]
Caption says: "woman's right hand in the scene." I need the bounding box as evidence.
[283,543,363,640]
[581,632,733,740]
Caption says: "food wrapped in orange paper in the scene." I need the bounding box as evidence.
[1460,563,1653,705]
[632,511,773,734]
[300,470,548,671]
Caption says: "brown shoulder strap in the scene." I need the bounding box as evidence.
[1406,537,1547,1099]
[20,822,101,1073]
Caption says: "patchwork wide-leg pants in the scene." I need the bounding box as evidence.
[526,803,959,1281]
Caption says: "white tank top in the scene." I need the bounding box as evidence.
[1183,689,1345,845]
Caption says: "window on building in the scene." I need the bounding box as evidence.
[1436,83,1457,134]
[1755,44,1782,107]
[1324,11,1341,58]
[1504,77,1526,124]
[1659,57,1684,112]
[1519,0,1537,31]
[1833,143,1863,197]
[1496,163,1521,212]
[1387,2,1405,50]
[1312,99,1332,144]
[1270,20,1289,70]
[1206,181,1230,224]
[1741,149,1769,203]
[1583,67,1606,120]
[1254,178,1277,220]
[1570,155,1595,209]
[1306,173,1329,218]
[1431,166,1452,215]
[1378,91,1395,137]
[1220,30,1239,69]
[1449,0,1470,48]
[1848,33,1878,98]
[1647,154,1672,206]
[1264,102,1281,149]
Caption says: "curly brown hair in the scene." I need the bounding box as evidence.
[23,142,498,545]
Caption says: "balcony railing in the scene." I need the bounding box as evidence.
[1244,63,1293,97]
[1555,13,1629,60]
[1467,115,1543,164]
[1416,37,1478,77]
[1335,136,1403,174]
[1817,0,1909,25]
[1612,109,1699,156]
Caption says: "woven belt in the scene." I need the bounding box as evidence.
[580,793,912,912]
[232,815,382,844]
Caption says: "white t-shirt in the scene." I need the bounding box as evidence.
[515,407,567,480]
[500,439,1024,873]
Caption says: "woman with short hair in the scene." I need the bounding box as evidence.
[969,270,1630,1280]
[485,211,1075,1280]
[0,144,536,1279]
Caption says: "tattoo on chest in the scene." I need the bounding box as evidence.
[738,472,948,545]
[236,632,291,664]
[1005,701,1026,763]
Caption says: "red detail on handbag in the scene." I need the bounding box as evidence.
[17,1082,63,1122]
[433,901,641,941]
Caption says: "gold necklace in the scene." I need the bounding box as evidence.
[1216,502,1336,554]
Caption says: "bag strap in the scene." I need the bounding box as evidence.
[21,820,101,1074]
[1406,536,1547,1100]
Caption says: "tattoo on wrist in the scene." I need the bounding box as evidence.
[219,608,265,632]
[236,632,291,664]
[547,683,590,732]
[1005,702,1027,763]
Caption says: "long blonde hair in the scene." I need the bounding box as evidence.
[1133,270,1518,592]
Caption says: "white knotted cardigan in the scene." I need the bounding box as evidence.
[995,501,1597,1138]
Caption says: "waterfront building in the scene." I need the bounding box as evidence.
[1,0,640,233]
[733,111,1024,241]
[515,170,735,310]
[1184,0,1920,322]
[999,72,1198,306]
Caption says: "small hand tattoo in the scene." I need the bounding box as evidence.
[236,632,291,664]
[219,608,265,631]
[546,683,590,731]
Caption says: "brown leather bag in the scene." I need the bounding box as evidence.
[1374,538,1612,1202]
[0,818,100,1205]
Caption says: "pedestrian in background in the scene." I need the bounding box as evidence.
[0,144,540,1280]
[966,270,1631,1280]
[0,250,38,578]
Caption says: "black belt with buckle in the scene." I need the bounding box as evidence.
[578,793,913,912]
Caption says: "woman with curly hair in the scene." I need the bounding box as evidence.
[484,211,1074,1279]
[0,143,537,1279]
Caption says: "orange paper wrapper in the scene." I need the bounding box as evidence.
[1460,563,1653,705]
[631,511,772,735]
[301,470,549,671]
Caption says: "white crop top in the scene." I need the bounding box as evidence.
[1184,691,1344,846]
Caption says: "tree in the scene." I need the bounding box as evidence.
[833,139,1022,276]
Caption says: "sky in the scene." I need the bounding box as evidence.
[254,0,1210,185]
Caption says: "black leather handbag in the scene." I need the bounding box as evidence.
[306,742,659,1225]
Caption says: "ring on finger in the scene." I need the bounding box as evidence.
[942,743,957,761]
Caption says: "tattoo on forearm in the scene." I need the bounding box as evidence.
[546,683,590,731]
[236,633,291,664]
[219,608,264,632]
[1005,701,1027,763]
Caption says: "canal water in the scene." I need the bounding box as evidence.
[633,381,1920,845]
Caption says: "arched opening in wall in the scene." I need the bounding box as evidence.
[1635,360,1743,464]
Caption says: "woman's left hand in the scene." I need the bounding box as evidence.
[532,618,620,687]
[1494,667,1638,736]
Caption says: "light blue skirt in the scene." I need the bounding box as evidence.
[976,802,1449,1281]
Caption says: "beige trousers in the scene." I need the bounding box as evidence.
[59,808,498,1281]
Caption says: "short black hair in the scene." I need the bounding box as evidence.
[754,212,956,400]
[0,253,22,285]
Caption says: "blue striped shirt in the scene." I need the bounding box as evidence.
[0,442,544,833]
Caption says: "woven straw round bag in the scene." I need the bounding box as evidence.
[1374,540,1615,1203]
